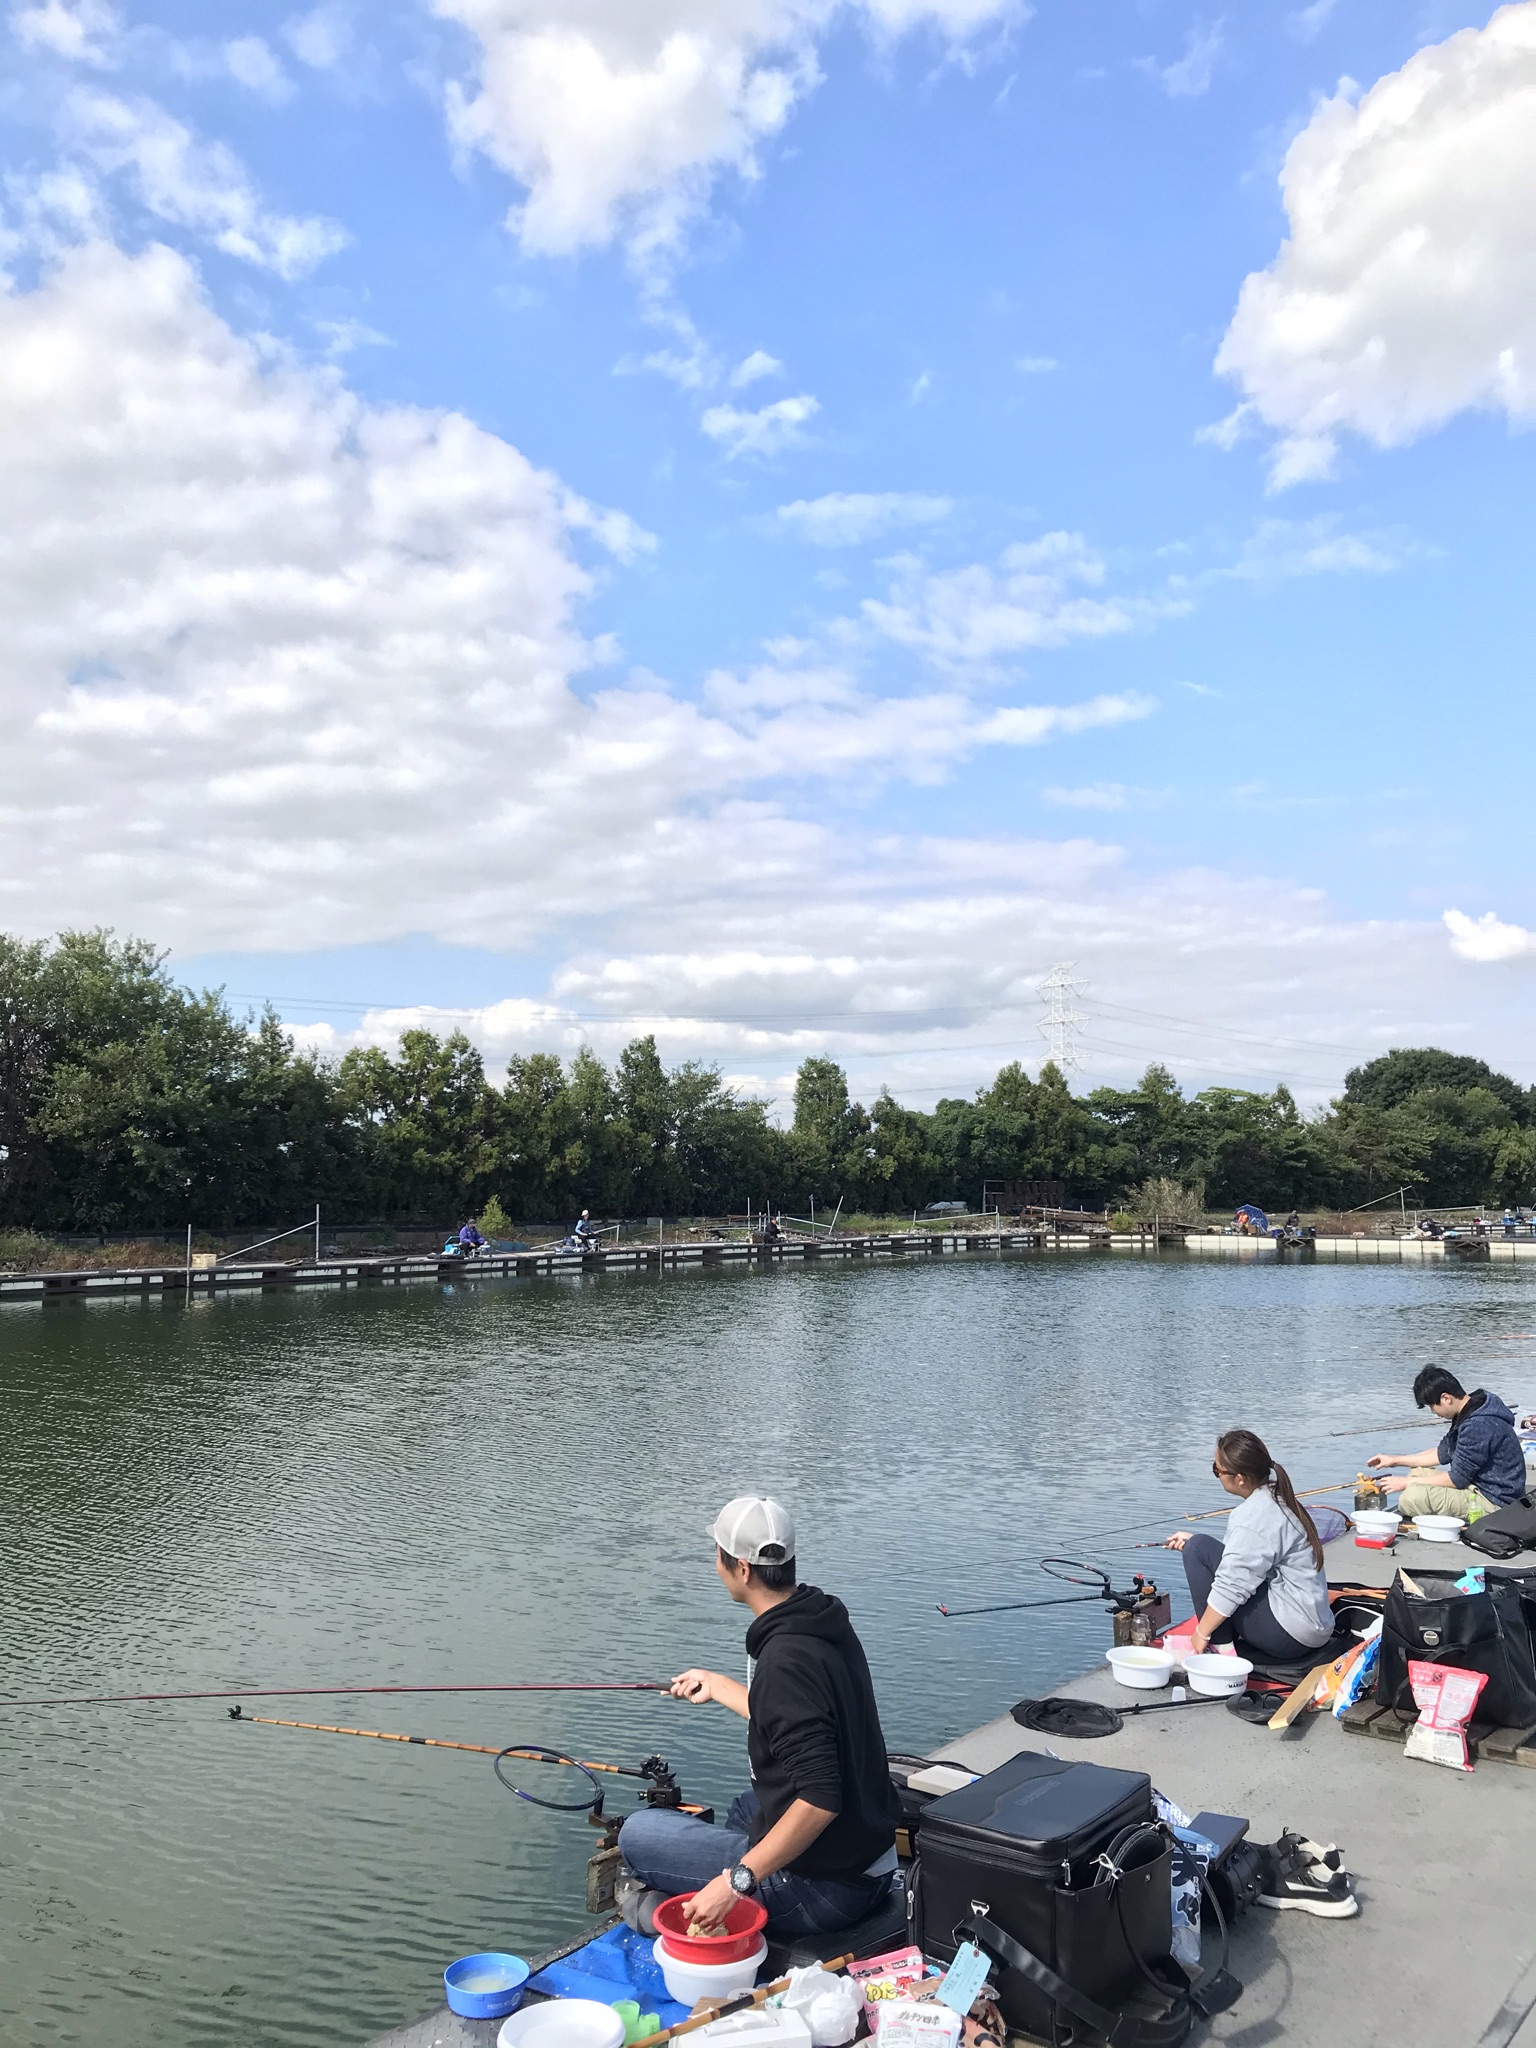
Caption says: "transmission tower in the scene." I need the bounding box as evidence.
[1039,962,1086,1077]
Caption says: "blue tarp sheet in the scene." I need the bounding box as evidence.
[526,1925,692,2030]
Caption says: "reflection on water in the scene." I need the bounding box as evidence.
[2,1255,1534,2046]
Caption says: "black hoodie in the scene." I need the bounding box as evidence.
[743,1585,899,1880]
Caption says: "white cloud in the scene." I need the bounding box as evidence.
[1140,18,1223,99]
[0,237,1165,968]
[1226,515,1403,579]
[775,490,952,545]
[224,35,292,100]
[1215,4,1536,487]
[857,532,1184,670]
[1043,782,1130,810]
[283,4,352,69]
[62,91,347,277]
[433,0,1019,263]
[1288,0,1340,41]
[11,0,118,64]
[1444,908,1536,962]
[700,390,818,457]
[1014,353,1057,373]
[729,347,782,387]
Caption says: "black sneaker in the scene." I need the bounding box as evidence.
[1256,1844,1358,1919]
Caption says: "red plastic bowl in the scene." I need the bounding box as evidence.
[652,1892,768,1964]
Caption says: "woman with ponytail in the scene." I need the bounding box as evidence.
[1164,1429,1334,1662]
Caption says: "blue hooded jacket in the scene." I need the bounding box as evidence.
[1439,1391,1528,1507]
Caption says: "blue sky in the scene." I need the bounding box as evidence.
[1,0,1533,1108]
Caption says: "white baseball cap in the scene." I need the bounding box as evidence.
[710,1495,796,1566]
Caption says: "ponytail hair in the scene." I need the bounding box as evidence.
[1216,1427,1324,1570]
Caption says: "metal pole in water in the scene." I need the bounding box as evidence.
[185,1222,192,1284]
[314,1204,321,1264]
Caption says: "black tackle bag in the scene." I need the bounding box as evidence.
[907,1749,1190,2047]
[1375,1566,1536,1729]
[1460,1501,1536,1560]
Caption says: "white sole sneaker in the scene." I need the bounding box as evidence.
[1256,1885,1359,1919]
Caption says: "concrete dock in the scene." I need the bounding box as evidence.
[362,1528,1536,2048]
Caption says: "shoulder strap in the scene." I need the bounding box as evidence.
[960,1910,1192,2048]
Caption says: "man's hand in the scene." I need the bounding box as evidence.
[1366,1454,1402,1470]
[1163,1532,1193,1552]
[686,1870,740,1934]
[670,1669,725,1704]
[1379,1474,1411,1494]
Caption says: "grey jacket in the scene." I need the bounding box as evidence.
[1211,1487,1333,1650]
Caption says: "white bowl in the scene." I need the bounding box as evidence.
[1412,1515,1466,1542]
[1106,1645,1175,1690]
[653,1936,768,2009]
[1181,1652,1253,1698]
[499,2002,627,2048]
[1352,1510,1402,1533]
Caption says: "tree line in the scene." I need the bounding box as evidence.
[2,931,1533,1233]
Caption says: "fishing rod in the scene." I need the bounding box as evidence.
[938,1558,1158,1621]
[1179,1480,1354,1523]
[230,1712,694,1816]
[0,1680,671,1711]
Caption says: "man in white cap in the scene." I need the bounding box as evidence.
[616,1495,900,1939]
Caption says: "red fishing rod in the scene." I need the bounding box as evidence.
[0,1680,671,1710]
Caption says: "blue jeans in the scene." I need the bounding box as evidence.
[1181,1532,1317,1661]
[617,1791,889,1938]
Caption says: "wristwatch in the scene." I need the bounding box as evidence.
[729,1862,758,1896]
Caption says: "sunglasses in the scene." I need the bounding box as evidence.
[1212,1462,1235,1479]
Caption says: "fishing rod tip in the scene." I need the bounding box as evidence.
[936,1605,950,1616]
[228,1706,243,1720]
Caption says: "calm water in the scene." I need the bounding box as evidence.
[3,1253,1535,2047]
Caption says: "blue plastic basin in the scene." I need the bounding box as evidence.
[444,1952,530,2019]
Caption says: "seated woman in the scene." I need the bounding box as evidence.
[1165,1428,1334,1663]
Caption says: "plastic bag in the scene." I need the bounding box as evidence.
[780,1966,863,2047]
[1152,1791,1212,1972]
[1403,1659,1489,1771]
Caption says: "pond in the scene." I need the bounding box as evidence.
[3,1253,1533,2046]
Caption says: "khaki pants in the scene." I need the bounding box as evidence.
[1397,1481,1493,1521]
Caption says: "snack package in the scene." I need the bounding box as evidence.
[847,1950,931,2025]
[874,2004,964,2048]
[1403,1659,1489,1771]
[1332,1632,1382,1718]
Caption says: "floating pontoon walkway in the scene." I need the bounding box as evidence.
[0,1226,1109,1303]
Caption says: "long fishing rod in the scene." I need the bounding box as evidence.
[231,1713,695,1816]
[0,1680,670,1711]
[938,1558,1154,1621]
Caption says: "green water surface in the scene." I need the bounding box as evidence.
[2,1253,1533,2046]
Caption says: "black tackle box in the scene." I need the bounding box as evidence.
[908,1749,1165,2042]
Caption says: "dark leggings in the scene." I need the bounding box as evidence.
[1181,1533,1320,1662]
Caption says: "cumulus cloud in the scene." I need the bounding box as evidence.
[62,91,347,276]
[775,490,952,545]
[857,532,1184,670]
[1139,19,1223,99]
[730,347,782,387]
[0,237,1164,967]
[224,35,292,100]
[11,0,118,64]
[1226,515,1403,579]
[1444,908,1536,962]
[433,0,1019,262]
[700,390,818,457]
[283,4,353,69]
[1214,3,1536,486]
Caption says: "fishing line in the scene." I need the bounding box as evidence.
[0,1681,671,1711]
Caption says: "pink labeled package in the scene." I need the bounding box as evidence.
[848,1948,935,2025]
[1403,1659,1489,1771]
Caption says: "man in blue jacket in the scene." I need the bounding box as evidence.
[1369,1369,1529,1519]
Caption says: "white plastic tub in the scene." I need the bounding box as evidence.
[1412,1515,1466,1543]
[653,1936,768,2009]
[1181,1652,1252,1698]
[498,2001,627,2048]
[1105,1645,1174,1690]
[1352,1510,1402,1535]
